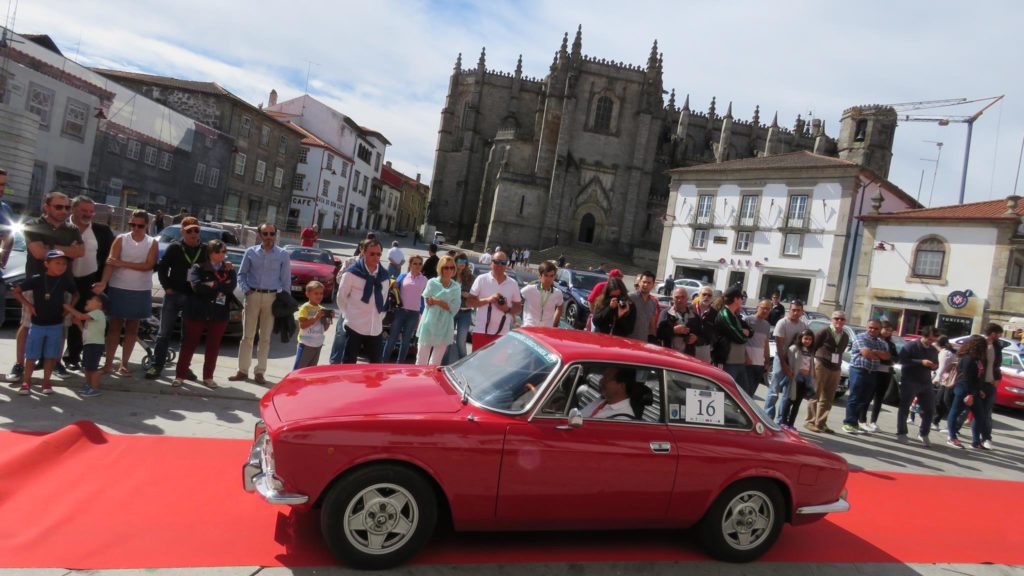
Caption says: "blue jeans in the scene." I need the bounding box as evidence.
[948,386,985,442]
[328,313,348,365]
[382,308,420,363]
[971,383,997,444]
[153,292,187,368]
[764,356,785,420]
[724,363,753,396]
[844,367,874,426]
[444,309,473,364]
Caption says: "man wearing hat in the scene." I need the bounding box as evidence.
[12,250,78,395]
[146,216,207,380]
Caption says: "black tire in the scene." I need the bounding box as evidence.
[320,464,437,570]
[697,479,785,563]
[566,302,582,329]
[141,352,154,369]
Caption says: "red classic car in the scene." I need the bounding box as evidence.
[285,245,341,302]
[996,350,1024,409]
[243,328,849,569]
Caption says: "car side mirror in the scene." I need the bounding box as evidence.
[567,408,583,428]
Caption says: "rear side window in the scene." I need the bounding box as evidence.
[665,371,751,429]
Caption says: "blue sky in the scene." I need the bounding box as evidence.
[12,0,1024,207]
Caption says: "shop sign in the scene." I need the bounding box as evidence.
[290,196,314,207]
[937,314,973,335]
[946,289,974,310]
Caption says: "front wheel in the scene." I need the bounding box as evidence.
[565,302,582,329]
[320,464,437,570]
[697,479,784,562]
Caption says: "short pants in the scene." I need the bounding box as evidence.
[82,343,104,372]
[26,323,63,361]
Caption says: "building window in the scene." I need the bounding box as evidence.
[735,231,752,253]
[144,146,158,165]
[326,154,334,171]
[519,196,525,215]
[208,167,220,188]
[362,175,369,194]
[739,195,758,227]
[278,136,287,156]
[205,134,214,148]
[357,143,372,163]
[194,163,207,184]
[593,96,613,132]
[292,173,305,191]
[321,179,331,197]
[340,162,349,177]
[298,146,309,164]
[27,83,55,128]
[912,237,946,279]
[126,140,141,160]
[783,233,802,257]
[61,98,89,140]
[354,170,361,193]
[107,137,121,154]
[159,152,173,171]
[234,153,247,176]
[240,116,252,138]
[273,167,284,189]
[854,119,868,142]
[695,194,714,225]
[374,152,381,172]
[337,185,344,201]
[786,195,808,228]
[255,160,266,183]
[260,125,271,147]
[691,228,708,249]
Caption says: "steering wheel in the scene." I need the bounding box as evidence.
[509,383,538,411]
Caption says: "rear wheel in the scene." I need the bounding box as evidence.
[565,302,582,329]
[697,479,784,562]
[321,464,437,570]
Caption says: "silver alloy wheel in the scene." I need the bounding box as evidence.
[720,490,774,550]
[342,482,419,555]
[566,303,579,327]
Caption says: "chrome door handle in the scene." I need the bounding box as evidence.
[650,441,671,453]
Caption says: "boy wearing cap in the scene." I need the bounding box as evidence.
[13,250,78,395]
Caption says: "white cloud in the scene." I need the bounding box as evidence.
[12,0,1024,205]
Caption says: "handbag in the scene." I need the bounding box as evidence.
[386,272,405,311]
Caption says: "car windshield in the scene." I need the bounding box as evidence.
[573,273,603,292]
[289,249,335,265]
[226,250,244,266]
[444,331,559,413]
[159,227,230,245]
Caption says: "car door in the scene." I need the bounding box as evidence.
[495,363,676,529]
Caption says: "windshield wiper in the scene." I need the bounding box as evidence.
[445,367,472,405]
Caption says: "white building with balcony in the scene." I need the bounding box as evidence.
[853,196,1024,337]
[657,152,919,313]
[272,119,352,233]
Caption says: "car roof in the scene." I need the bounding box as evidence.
[521,327,723,377]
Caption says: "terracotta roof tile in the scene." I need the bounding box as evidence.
[380,165,404,188]
[669,151,859,173]
[92,68,231,96]
[285,122,353,162]
[861,198,1023,221]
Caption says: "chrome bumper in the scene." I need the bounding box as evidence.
[242,432,309,505]
[796,491,850,515]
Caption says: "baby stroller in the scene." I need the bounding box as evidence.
[138,315,176,369]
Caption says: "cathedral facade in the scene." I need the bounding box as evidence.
[426,27,897,261]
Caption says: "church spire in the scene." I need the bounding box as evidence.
[708,96,717,119]
[682,93,690,112]
[477,47,486,71]
[770,111,779,128]
[515,54,523,78]
[559,32,569,58]
[724,101,733,119]
[752,105,760,126]
[647,39,659,71]
[668,89,676,110]
[571,25,582,59]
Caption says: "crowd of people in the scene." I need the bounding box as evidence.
[0,186,1010,453]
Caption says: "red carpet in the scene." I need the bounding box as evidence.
[0,422,1020,569]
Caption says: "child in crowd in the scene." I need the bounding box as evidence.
[73,293,108,397]
[294,281,330,369]
[13,250,78,396]
[779,329,816,430]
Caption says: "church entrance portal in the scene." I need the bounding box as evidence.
[578,213,596,244]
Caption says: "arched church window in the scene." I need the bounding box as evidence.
[594,96,614,132]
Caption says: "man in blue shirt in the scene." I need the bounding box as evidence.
[229,223,291,385]
[842,320,890,434]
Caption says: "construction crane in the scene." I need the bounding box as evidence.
[890,96,1005,204]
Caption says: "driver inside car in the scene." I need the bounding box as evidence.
[581,366,635,419]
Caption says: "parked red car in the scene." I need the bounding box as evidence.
[285,245,341,302]
[243,328,849,569]
[996,350,1024,409]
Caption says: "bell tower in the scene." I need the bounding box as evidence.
[837,105,898,178]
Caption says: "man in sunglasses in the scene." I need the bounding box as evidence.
[146,217,206,381]
[230,222,291,385]
[469,250,521,349]
[9,191,83,382]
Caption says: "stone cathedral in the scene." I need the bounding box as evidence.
[426,27,897,262]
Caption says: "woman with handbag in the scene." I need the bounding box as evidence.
[382,255,426,363]
[946,335,986,449]
[174,239,238,388]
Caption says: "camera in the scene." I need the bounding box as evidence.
[616,297,627,307]
[323,309,335,319]
[497,295,507,306]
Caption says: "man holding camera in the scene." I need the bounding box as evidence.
[470,250,521,350]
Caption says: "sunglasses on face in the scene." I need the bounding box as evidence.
[441,265,456,270]
[129,223,146,229]
[456,259,468,264]
[493,260,508,265]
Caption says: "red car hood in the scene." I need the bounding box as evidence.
[270,365,462,423]
[290,260,336,278]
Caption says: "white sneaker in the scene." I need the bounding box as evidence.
[982,440,993,450]
[863,422,878,433]
[917,434,931,448]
